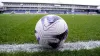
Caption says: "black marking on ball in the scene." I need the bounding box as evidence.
[48,30,68,49]
[34,30,37,33]
[48,42,60,49]
[53,30,68,41]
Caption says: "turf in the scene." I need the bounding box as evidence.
[0,14,100,44]
[60,15,100,42]
[0,47,100,56]
[0,14,100,56]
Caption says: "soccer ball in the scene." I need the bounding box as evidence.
[35,15,68,48]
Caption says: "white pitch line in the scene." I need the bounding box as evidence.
[0,41,100,52]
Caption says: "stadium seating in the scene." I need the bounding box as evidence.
[14,10,25,14]
[47,11,64,14]
[30,10,37,13]
[36,11,47,14]
[4,10,13,14]
[2,2,98,14]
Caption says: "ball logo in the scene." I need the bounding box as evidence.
[41,16,60,31]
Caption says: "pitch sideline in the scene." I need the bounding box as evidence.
[0,41,100,52]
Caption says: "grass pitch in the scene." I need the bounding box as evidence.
[0,14,100,56]
[0,14,100,44]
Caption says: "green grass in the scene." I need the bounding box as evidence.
[0,14,100,56]
[0,47,100,56]
[60,15,100,42]
[0,14,100,44]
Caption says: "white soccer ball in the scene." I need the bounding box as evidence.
[35,15,68,48]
